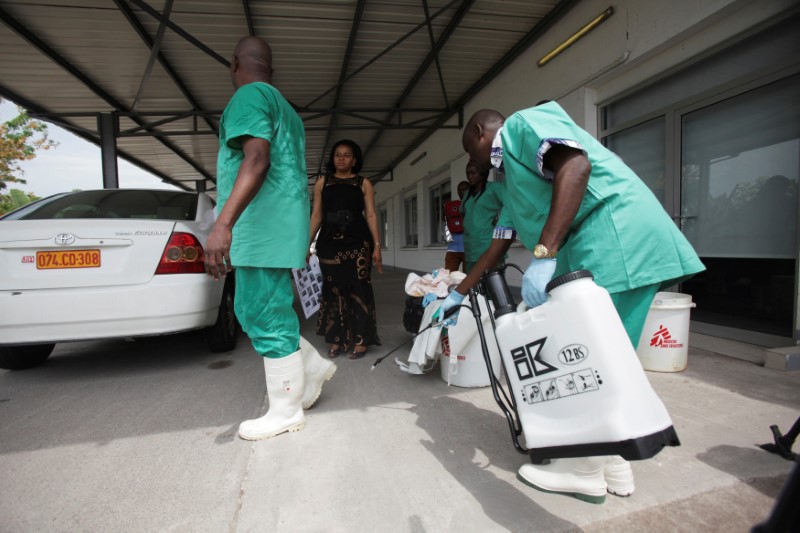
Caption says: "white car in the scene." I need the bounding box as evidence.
[0,189,238,370]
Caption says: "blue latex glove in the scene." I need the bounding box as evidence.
[438,290,466,326]
[421,292,438,308]
[521,258,557,308]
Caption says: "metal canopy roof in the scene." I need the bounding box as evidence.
[0,0,574,195]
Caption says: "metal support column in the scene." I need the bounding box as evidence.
[97,112,119,189]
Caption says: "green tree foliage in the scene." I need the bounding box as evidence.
[0,100,55,215]
[0,188,39,216]
[1,101,57,191]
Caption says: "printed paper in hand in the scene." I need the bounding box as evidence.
[292,255,323,319]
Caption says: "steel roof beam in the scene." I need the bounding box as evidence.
[457,0,579,107]
[0,85,189,191]
[373,0,580,181]
[30,108,449,120]
[0,4,215,182]
[0,6,120,119]
[318,0,367,176]
[422,0,450,108]
[303,0,462,109]
[115,0,218,135]
[362,0,475,162]
[117,122,462,137]
[307,123,461,132]
[242,0,255,37]
[127,1,310,111]
[130,0,173,111]
[31,108,451,127]
[126,0,230,67]
[120,112,196,134]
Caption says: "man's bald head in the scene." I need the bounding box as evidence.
[230,36,273,89]
[464,109,504,133]
[462,109,504,173]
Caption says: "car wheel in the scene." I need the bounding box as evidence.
[205,278,239,352]
[0,344,56,370]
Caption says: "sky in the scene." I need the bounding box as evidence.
[1,99,180,198]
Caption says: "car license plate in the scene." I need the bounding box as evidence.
[36,249,101,270]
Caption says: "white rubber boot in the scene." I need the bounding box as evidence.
[517,457,608,504]
[299,336,337,409]
[604,455,635,496]
[238,351,305,440]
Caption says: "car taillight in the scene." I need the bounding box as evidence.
[155,232,205,274]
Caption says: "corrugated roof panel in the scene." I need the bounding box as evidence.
[0,0,568,191]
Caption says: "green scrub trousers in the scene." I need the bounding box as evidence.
[234,267,299,358]
[609,284,660,349]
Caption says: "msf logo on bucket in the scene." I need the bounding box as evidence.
[510,337,558,382]
[649,325,684,349]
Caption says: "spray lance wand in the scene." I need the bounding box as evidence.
[370,302,467,370]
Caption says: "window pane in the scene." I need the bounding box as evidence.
[681,75,799,259]
[680,74,798,336]
[7,190,198,220]
[429,181,451,245]
[605,117,666,203]
[405,197,418,246]
[604,14,799,129]
[378,207,387,248]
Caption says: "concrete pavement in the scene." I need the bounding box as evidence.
[236,271,799,532]
[1,270,798,532]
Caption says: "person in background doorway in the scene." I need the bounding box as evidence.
[309,139,383,360]
[444,180,469,272]
[205,36,336,441]
[461,161,506,273]
[441,103,705,503]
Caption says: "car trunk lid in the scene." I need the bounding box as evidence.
[0,220,178,290]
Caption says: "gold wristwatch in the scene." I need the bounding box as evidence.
[533,243,557,259]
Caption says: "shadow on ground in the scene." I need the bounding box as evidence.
[697,444,790,499]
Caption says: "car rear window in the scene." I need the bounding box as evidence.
[3,190,199,221]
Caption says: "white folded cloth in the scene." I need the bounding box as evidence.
[404,269,466,298]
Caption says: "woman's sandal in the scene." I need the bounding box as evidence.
[349,346,368,360]
[327,344,344,359]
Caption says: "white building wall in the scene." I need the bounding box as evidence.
[375,0,798,282]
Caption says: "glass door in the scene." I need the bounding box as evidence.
[679,75,799,336]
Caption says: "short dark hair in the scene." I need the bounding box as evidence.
[326,139,363,175]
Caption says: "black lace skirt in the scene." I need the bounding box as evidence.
[315,239,381,348]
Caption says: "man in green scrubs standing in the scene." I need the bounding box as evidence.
[440,103,704,502]
[205,36,335,441]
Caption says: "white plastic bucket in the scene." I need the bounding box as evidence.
[438,294,502,387]
[636,292,696,372]
[439,333,502,387]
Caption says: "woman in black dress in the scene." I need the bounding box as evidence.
[308,139,383,359]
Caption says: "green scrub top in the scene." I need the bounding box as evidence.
[217,82,310,269]
[499,102,704,293]
[461,180,505,265]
